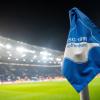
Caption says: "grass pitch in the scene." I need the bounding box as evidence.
[0,78,100,100]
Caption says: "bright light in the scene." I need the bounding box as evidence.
[42,56,47,60]
[16,47,35,54]
[6,44,12,49]
[9,54,12,57]
[16,47,27,53]
[21,54,26,57]
[8,57,11,59]
[15,58,19,61]
[33,55,37,59]
[40,51,51,56]
[25,50,35,53]
[40,56,48,63]
[48,53,52,56]
[56,58,62,62]
[30,50,35,53]
[41,56,48,63]
[0,43,4,47]
[40,51,52,62]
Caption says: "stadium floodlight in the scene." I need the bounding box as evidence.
[40,56,48,63]
[40,51,51,56]
[42,56,47,60]
[48,53,52,56]
[0,43,4,47]
[33,55,37,59]
[21,54,26,57]
[40,51,52,62]
[16,47,27,53]
[40,51,51,61]
[6,44,12,49]
[16,46,35,54]
[56,58,62,62]
[9,54,12,57]
[40,56,49,63]
[8,57,11,60]
[29,50,35,53]
[15,58,19,61]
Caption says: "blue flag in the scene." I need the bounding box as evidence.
[62,7,100,93]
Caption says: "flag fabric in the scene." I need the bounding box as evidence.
[62,7,100,93]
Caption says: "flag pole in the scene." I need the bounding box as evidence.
[80,86,90,100]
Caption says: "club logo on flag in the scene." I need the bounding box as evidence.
[62,7,100,92]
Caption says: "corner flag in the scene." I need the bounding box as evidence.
[62,7,100,92]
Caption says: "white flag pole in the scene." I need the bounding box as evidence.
[80,86,90,100]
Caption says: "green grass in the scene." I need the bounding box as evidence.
[0,78,100,100]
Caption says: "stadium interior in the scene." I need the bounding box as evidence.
[0,36,63,83]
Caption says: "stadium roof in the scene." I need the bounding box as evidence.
[0,36,63,67]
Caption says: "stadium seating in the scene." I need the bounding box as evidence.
[0,64,62,82]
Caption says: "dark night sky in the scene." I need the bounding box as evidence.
[0,1,100,51]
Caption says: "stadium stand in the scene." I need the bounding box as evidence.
[0,36,63,83]
[0,64,62,82]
